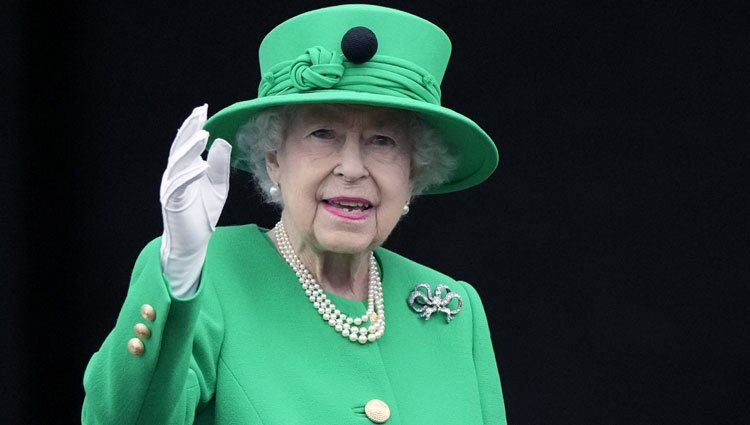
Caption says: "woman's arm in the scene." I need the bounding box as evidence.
[461,281,508,424]
[82,237,224,425]
[82,106,230,424]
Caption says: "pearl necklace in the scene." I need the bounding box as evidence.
[274,220,386,344]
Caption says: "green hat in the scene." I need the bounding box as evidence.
[204,4,498,194]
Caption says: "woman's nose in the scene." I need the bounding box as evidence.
[333,136,369,181]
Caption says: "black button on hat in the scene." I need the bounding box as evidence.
[341,26,378,64]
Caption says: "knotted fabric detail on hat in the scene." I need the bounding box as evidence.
[258,46,441,105]
[289,46,345,91]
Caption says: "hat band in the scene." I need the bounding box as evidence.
[258,46,442,105]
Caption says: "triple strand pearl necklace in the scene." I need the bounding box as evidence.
[273,220,386,344]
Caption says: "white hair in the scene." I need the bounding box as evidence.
[235,105,456,205]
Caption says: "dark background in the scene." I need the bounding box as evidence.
[3,1,748,424]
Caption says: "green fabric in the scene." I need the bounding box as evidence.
[257,5,450,84]
[203,4,499,195]
[82,224,507,424]
[259,49,442,105]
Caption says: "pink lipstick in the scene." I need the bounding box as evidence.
[323,197,372,220]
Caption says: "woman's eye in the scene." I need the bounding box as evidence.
[371,135,396,147]
[311,129,334,139]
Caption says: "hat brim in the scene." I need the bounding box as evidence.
[204,90,498,195]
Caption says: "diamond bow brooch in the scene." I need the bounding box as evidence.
[407,283,463,323]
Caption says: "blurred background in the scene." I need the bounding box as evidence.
[3,0,747,423]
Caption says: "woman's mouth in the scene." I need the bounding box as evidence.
[323,197,373,220]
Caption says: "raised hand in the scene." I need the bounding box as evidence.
[159,104,232,297]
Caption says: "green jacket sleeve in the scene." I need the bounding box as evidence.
[460,281,508,424]
[82,238,224,425]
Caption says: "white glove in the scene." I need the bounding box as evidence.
[159,104,231,297]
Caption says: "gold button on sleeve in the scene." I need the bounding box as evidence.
[140,304,156,321]
[365,399,390,423]
[134,323,151,339]
[127,338,144,356]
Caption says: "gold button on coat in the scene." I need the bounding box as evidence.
[134,323,151,339]
[140,304,156,321]
[365,399,390,423]
[127,338,144,356]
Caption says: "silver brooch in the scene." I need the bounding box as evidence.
[407,283,463,323]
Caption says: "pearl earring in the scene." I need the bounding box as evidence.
[402,203,410,215]
[269,184,279,197]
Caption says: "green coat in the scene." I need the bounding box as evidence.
[82,224,507,424]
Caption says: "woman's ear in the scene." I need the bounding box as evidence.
[266,151,280,183]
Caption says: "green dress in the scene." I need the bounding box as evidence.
[82,224,507,424]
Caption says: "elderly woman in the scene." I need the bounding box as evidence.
[82,4,506,425]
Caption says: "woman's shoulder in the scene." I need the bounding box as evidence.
[375,247,454,281]
[375,246,482,297]
[203,223,272,251]
[212,223,267,239]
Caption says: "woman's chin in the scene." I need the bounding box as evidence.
[310,221,382,255]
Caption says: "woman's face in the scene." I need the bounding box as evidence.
[267,104,413,255]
